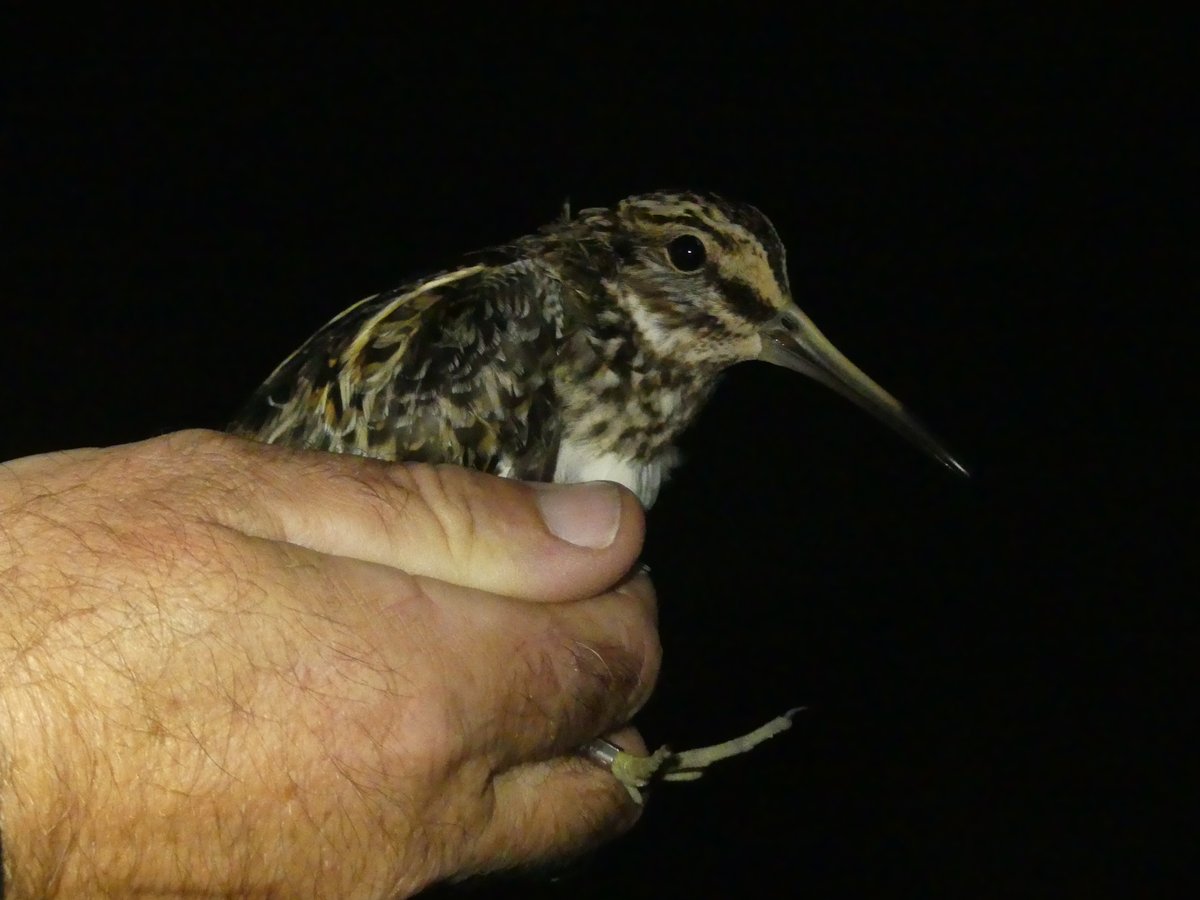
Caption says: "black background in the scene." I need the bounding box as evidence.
[5,8,1191,898]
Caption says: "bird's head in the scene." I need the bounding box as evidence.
[570,190,966,475]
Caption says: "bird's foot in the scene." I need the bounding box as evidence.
[592,707,804,805]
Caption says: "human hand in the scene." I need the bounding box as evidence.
[0,430,658,898]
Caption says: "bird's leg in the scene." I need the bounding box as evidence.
[659,707,803,781]
[589,708,804,805]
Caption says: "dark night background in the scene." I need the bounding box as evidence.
[4,8,1191,898]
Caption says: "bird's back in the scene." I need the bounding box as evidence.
[230,256,569,481]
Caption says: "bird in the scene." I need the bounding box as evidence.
[229,189,966,799]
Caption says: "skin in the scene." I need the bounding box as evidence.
[0,430,659,898]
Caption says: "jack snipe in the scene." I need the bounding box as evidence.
[231,190,965,799]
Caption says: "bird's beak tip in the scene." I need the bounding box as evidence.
[942,454,971,479]
[762,312,968,480]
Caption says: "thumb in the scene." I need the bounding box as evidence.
[192,432,646,602]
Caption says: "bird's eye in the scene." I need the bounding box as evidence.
[667,234,707,272]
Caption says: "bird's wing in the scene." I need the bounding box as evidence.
[229,260,566,479]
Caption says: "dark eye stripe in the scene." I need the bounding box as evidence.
[715,275,777,324]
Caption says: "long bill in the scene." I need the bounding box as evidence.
[759,306,969,476]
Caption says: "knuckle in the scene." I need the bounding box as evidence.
[386,463,479,563]
[122,430,257,509]
[515,575,663,740]
[388,689,468,779]
[610,574,662,711]
[634,625,663,712]
[529,622,650,746]
[147,428,237,462]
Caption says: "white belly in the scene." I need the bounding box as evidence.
[552,440,675,508]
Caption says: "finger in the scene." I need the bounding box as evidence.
[464,726,650,876]
[427,571,661,769]
[181,431,646,602]
[269,540,661,770]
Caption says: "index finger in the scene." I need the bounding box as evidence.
[430,570,661,770]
